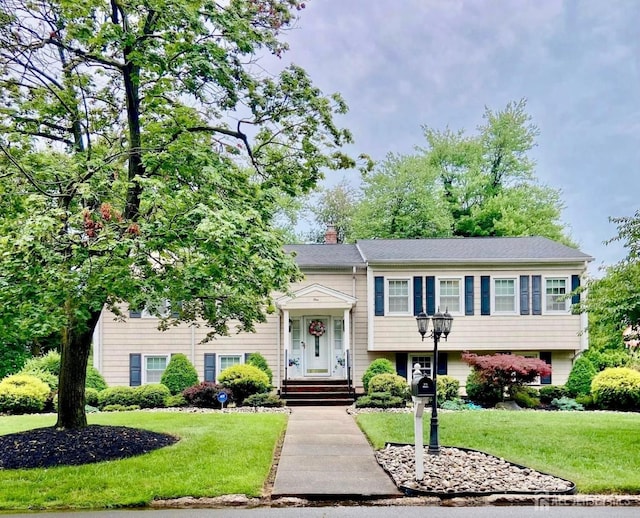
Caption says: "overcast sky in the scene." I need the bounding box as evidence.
[268,0,639,273]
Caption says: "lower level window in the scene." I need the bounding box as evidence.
[411,355,432,377]
[219,354,242,376]
[145,355,168,383]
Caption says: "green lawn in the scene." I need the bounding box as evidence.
[0,411,287,511]
[356,410,640,494]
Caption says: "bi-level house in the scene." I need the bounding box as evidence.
[92,234,593,402]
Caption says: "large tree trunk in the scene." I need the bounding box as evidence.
[56,309,102,430]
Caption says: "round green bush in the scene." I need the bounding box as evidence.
[436,375,460,406]
[539,385,568,404]
[512,386,541,409]
[23,368,58,393]
[218,364,270,404]
[362,359,395,393]
[97,386,138,409]
[550,396,584,411]
[183,382,231,408]
[166,394,188,407]
[246,352,273,384]
[0,374,51,414]
[465,369,503,407]
[85,387,100,407]
[243,392,284,407]
[21,350,61,376]
[355,392,406,409]
[135,384,171,408]
[368,373,409,398]
[566,355,597,397]
[86,365,108,391]
[591,367,640,411]
[160,353,199,395]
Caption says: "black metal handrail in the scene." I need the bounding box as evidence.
[346,349,353,397]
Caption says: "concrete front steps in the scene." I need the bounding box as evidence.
[281,379,356,406]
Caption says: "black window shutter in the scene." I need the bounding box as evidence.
[396,353,408,378]
[464,276,474,315]
[540,352,552,385]
[244,352,252,362]
[129,353,141,386]
[480,276,491,315]
[204,353,216,382]
[532,275,542,315]
[413,276,423,316]
[129,309,142,318]
[520,275,530,315]
[571,275,580,305]
[426,276,436,315]
[374,276,384,316]
[437,352,448,375]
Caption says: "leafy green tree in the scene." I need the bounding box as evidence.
[0,0,353,429]
[306,179,359,243]
[350,100,573,244]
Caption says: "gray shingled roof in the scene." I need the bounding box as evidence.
[356,237,593,264]
[284,244,365,268]
[284,237,592,267]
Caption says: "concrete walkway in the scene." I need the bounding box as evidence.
[271,406,401,500]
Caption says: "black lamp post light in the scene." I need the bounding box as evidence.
[415,307,453,455]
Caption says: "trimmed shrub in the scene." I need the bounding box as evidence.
[243,392,284,407]
[246,352,273,385]
[550,396,584,411]
[97,386,138,409]
[575,394,595,408]
[465,369,503,407]
[21,350,61,376]
[512,386,541,409]
[85,387,100,407]
[566,356,597,397]
[355,392,406,409]
[86,365,108,391]
[539,385,568,404]
[160,353,199,395]
[166,394,188,407]
[362,359,395,393]
[102,404,140,412]
[183,382,231,408]
[440,398,469,411]
[0,374,51,414]
[135,384,170,408]
[368,373,409,398]
[24,368,58,393]
[218,364,270,404]
[437,375,460,406]
[591,367,640,411]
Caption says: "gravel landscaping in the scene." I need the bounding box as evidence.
[376,444,575,496]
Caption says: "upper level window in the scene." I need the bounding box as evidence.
[439,279,461,313]
[545,278,568,312]
[387,279,410,314]
[494,278,517,313]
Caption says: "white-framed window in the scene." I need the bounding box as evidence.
[438,278,461,314]
[386,278,411,315]
[411,355,432,378]
[545,277,569,313]
[144,355,169,383]
[493,277,517,314]
[218,354,242,378]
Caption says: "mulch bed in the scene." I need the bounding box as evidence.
[0,425,179,469]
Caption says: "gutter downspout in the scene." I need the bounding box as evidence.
[190,324,195,365]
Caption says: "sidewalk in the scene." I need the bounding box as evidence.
[271,406,401,500]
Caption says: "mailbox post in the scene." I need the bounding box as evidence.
[411,362,435,480]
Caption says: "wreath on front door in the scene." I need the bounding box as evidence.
[308,320,326,337]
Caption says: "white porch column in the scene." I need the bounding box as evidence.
[343,308,351,353]
[282,309,290,380]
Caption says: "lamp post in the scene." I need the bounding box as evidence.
[416,307,453,455]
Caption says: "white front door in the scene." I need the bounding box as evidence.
[304,317,330,376]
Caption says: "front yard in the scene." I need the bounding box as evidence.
[356,409,640,494]
[0,408,638,510]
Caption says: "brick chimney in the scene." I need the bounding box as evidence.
[324,224,338,244]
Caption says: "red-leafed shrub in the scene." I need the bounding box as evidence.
[462,352,552,402]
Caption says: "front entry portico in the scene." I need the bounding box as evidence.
[276,283,357,382]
